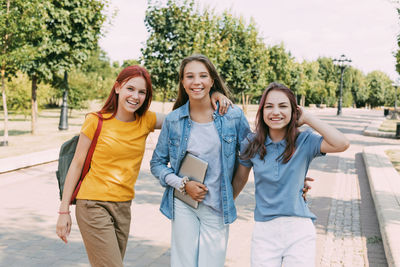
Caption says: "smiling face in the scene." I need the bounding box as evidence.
[182,61,214,102]
[115,76,147,120]
[263,89,292,135]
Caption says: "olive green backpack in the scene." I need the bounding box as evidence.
[56,113,103,204]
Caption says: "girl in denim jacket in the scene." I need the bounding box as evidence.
[150,54,251,267]
[233,82,349,267]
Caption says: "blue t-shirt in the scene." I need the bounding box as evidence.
[239,130,325,222]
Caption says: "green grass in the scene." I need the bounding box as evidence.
[379,119,400,133]
[385,150,400,174]
[0,130,30,136]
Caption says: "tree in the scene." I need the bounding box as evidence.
[47,0,108,130]
[396,8,400,76]
[65,48,117,107]
[142,0,199,104]
[286,61,302,93]
[0,0,44,143]
[366,71,392,108]
[299,60,325,106]
[265,44,294,87]
[342,67,367,108]
[215,13,270,101]
[20,0,108,132]
[316,57,338,106]
[142,0,271,103]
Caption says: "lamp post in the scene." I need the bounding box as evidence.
[391,81,399,120]
[333,54,351,116]
[58,71,69,130]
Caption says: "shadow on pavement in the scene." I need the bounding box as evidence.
[351,139,398,147]
[0,227,170,267]
[133,172,164,205]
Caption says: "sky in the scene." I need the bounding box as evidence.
[99,0,400,80]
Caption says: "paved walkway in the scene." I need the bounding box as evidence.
[0,107,398,266]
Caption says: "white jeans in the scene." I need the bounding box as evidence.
[251,216,316,267]
[171,198,229,267]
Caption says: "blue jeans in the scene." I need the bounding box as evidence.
[171,198,229,267]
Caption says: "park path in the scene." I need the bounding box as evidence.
[0,107,396,266]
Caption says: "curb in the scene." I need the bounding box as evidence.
[363,146,400,267]
[0,148,59,174]
[363,118,397,139]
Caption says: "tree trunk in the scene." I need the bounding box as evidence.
[31,75,38,134]
[241,92,247,115]
[1,0,10,146]
[300,95,305,107]
[1,67,9,146]
[162,89,167,113]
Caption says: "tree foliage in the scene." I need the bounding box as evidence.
[366,71,393,108]
[20,0,108,132]
[0,0,46,140]
[2,0,397,120]
[215,13,270,101]
[265,44,294,86]
[142,0,270,102]
[0,0,43,79]
[142,0,199,102]
[343,67,367,108]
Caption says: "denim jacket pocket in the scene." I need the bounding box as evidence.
[222,135,237,157]
[169,138,180,159]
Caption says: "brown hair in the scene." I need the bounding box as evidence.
[173,54,231,110]
[98,65,153,119]
[241,82,300,163]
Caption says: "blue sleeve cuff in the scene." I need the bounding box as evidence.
[238,159,253,168]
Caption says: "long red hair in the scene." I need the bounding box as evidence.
[99,65,153,118]
[241,82,300,163]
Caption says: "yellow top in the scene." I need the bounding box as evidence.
[76,111,156,202]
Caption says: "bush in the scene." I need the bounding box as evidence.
[0,73,59,115]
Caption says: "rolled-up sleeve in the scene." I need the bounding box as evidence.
[238,110,251,143]
[238,135,253,167]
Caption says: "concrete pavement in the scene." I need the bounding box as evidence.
[0,107,399,266]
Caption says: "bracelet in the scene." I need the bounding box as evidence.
[58,211,71,215]
[178,176,189,195]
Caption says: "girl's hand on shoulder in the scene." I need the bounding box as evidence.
[56,213,72,244]
[210,91,233,115]
[185,181,208,202]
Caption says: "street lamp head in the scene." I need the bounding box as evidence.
[333,54,351,68]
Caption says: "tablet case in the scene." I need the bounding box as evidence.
[174,153,208,208]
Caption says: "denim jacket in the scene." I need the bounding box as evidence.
[150,101,251,224]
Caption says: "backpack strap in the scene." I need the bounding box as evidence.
[70,112,104,204]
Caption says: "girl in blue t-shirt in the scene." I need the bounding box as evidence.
[232,82,349,267]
